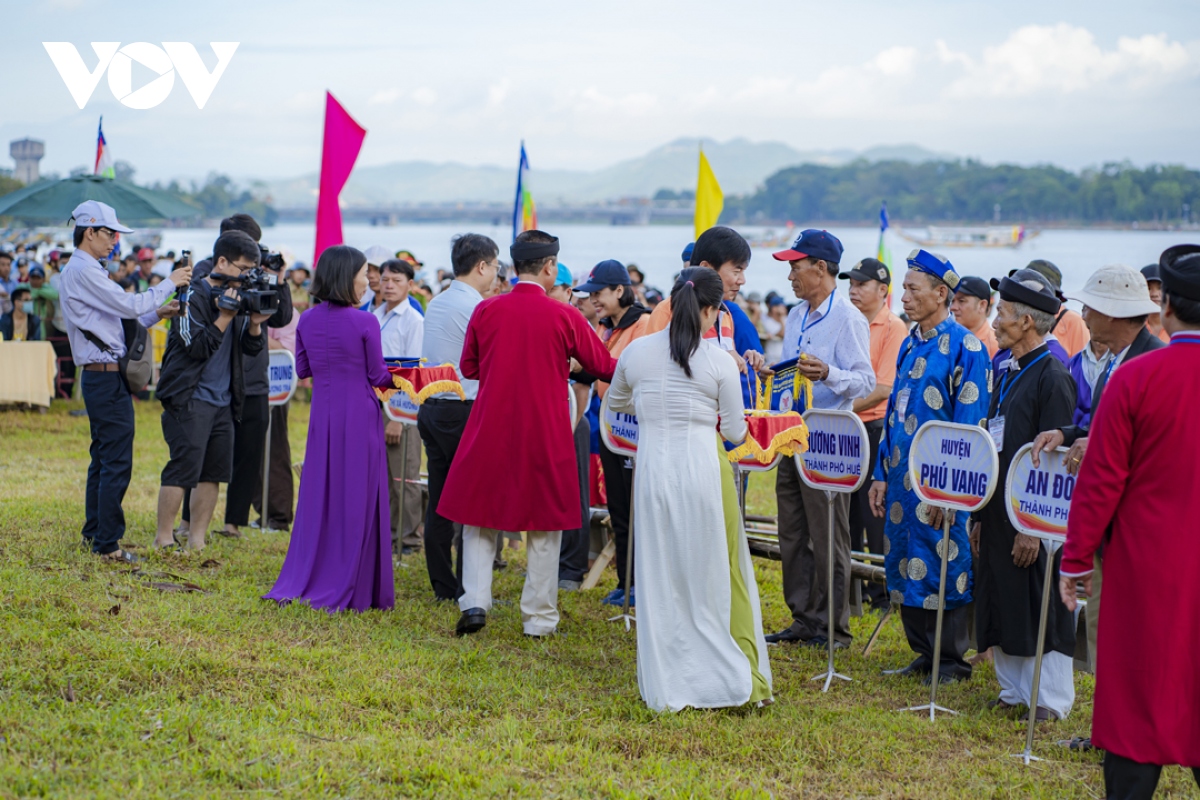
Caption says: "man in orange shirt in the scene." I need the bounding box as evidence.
[841,258,907,611]
[950,276,1000,358]
[1024,259,1090,357]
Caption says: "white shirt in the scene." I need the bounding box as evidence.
[421,279,484,400]
[58,249,173,364]
[373,297,423,360]
[781,289,875,410]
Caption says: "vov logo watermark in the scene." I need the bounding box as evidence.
[43,42,239,110]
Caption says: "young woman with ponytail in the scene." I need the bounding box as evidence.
[606,267,773,712]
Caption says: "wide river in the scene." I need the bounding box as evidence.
[158,222,1190,310]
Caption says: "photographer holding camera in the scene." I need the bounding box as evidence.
[152,230,276,551]
[176,214,294,540]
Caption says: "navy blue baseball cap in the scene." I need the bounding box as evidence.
[575,259,631,293]
[773,229,844,265]
[681,242,695,263]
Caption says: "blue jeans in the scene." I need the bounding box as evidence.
[81,371,135,555]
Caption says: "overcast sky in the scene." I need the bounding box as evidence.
[4,0,1198,185]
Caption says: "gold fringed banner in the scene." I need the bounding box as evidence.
[375,363,465,405]
[726,410,809,465]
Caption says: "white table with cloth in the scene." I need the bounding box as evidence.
[0,341,58,407]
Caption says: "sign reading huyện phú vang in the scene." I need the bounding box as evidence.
[599,393,638,459]
[726,410,807,468]
[795,409,870,493]
[1005,443,1074,543]
[757,356,814,414]
[375,361,465,405]
[907,420,1000,513]
[268,350,297,407]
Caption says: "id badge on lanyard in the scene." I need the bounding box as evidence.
[988,416,1005,452]
[897,389,911,423]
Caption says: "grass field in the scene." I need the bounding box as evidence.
[1,401,1194,799]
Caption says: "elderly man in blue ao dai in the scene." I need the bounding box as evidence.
[868,249,992,684]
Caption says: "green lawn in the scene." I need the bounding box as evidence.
[0,402,1193,799]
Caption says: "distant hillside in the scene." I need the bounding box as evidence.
[261,138,951,207]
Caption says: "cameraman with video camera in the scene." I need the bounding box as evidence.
[176,214,294,540]
[152,230,277,551]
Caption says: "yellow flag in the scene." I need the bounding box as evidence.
[694,148,723,240]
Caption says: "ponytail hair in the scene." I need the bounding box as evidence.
[669,267,725,378]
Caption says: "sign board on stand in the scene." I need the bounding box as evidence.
[599,392,638,630]
[1003,442,1075,765]
[384,390,419,426]
[903,420,999,720]
[908,420,1000,513]
[797,409,870,494]
[267,350,297,406]
[1005,443,1074,543]
[795,409,869,692]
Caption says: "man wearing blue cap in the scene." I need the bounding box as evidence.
[764,229,874,649]
[58,200,192,563]
[868,249,992,682]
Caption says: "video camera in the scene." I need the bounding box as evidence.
[259,245,286,272]
[212,267,281,315]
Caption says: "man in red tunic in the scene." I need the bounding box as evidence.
[1059,245,1200,799]
[440,230,617,638]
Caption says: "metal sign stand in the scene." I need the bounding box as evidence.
[606,462,636,631]
[1010,549,1055,764]
[899,509,957,720]
[260,411,278,532]
[811,488,852,692]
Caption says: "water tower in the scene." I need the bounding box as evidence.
[10,138,45,184]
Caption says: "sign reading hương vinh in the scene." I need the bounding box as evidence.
[908,420,999,512]
[796,409,870,493]
[1005,443,1074,543]
[267,350,297,406]
[599,393,638,459]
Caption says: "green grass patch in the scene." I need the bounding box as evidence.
[0,402,1191,798]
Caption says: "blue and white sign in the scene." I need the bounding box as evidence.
[599,393,639,459]
[267,350,297,406]
[908,420,999,513]
[384,390,419,425]
[797,409,870,493]
[1005,444,1074,543]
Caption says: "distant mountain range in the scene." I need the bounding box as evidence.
[260,138,954,208]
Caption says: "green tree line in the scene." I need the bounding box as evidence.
[150,173,277,226]
[724,160,1199,225]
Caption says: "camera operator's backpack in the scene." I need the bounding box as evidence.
[81,319,154,394]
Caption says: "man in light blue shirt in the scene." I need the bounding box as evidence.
[417,233,500,600]
[763,229,875,649]
[58,201,192,562]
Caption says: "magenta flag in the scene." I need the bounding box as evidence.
[313,91,367,265]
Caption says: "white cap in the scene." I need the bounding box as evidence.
[71,200,133,234]
[1066,264,1161,319]
[362,245,392,267]
[151,260,173,279]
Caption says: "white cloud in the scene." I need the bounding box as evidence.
[412,87,437,106]
[368,88,401,105]
[945,24,1192,97]
[873,46,919,76]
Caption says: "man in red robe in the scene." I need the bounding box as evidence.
[440,230,617,638]
[1059,245,1200,799]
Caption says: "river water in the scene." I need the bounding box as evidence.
[157,222,1192,308]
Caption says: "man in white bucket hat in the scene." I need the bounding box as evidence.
[1029,263,1164,753]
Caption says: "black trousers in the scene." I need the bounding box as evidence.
[558,415,591,583]
[849,420,887,609]
[1104,752,1200,800]
[900,604,973,679]
[80,371,135,555]
[254,402,294,527]
[224,394,269,527]
[417,399,472,600]
[599,440,635,591]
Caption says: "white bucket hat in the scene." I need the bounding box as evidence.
[362,245,392,267]
[1066,264,1160,319]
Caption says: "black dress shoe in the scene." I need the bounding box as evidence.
[455,607,487,636]
[882,659,930,677]
[804,635,847,650]
[922,670,969,686]
[764,627,806,645]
